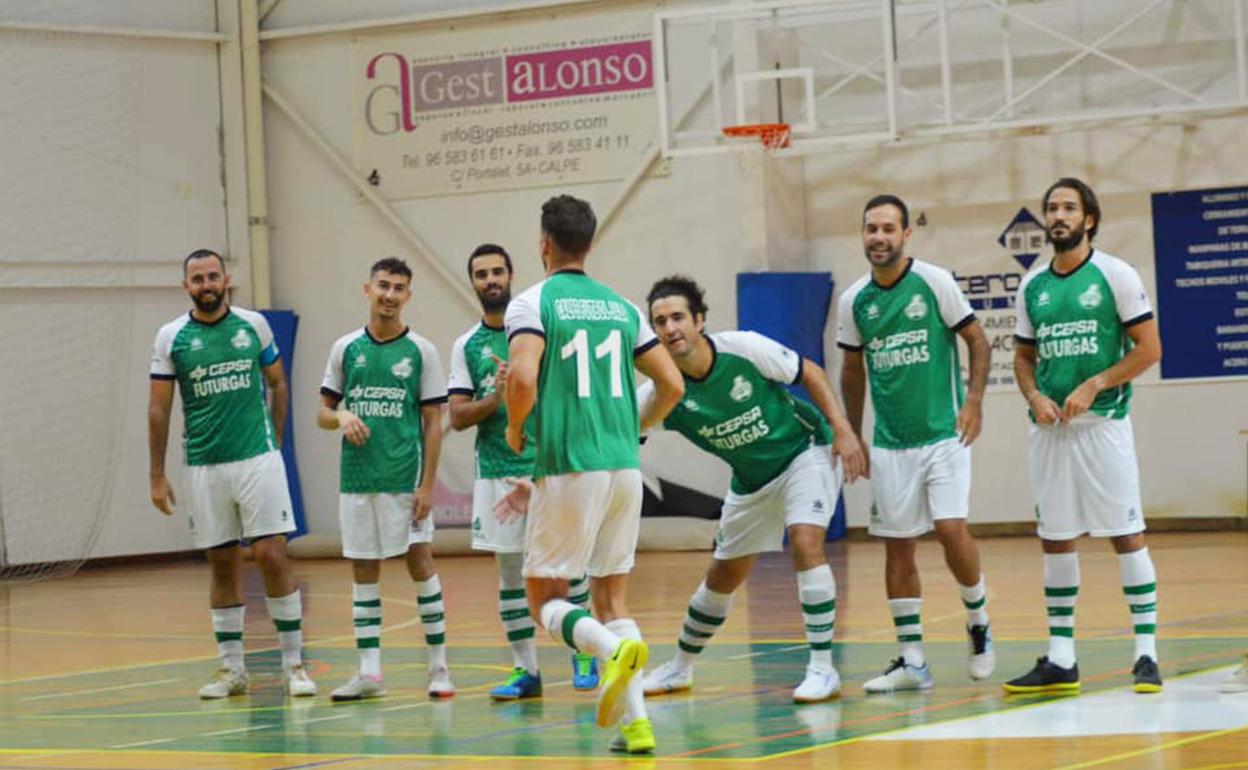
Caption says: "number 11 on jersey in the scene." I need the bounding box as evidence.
[560,328,622,398]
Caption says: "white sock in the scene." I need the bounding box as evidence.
[675,580,733,669]
[540,598,619,659]
[606,618,647,724]
[352,582,382,677]
[417,575,448,671]
[1118,548,1158,662]
[497,553,539,673]
[797,565,836,671]
[889,597,924,667]
[959,575,990,628]
[211,605,245,673]
[1044,552,1080,668]
[265,590,303,670]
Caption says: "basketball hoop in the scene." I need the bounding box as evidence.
[722,123,791,150]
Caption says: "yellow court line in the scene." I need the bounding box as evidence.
[1050,724,1248,770]
[1183,762,1248,770]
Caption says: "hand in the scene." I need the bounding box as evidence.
[1028,392,1062,426]
[506,423,527,454]
[150,474,176,516]
[412,486,434,522]
[957,399,983,446]
[338,408,371,446]
[493,477,534,524]
[1061,378,1101,422]
[833,431,867,483]
[491,355,509,401]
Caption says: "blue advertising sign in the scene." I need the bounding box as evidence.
[1150,185,1248,379]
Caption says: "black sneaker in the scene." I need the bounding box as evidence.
[1002,656,1080,694]
[1132,655,1162,693]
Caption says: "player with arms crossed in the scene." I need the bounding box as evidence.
[447,243,598,700]
[1005,178,1164,695]
[838,195,997,693]
[505,195,684,753]
[149,249,315,699]
[639,275,865,703]
[319,257,454,701]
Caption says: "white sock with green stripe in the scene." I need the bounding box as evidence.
[675,581,733,669]
[497,553,538,673]
[959,575,989,627]
[605,618,647,723]
[352,583,382,677]
[417,575,448,671]
[265,590,303,670]
[568,575,591,609]
[211,605,245,673]
[889,598,924,667]
[539,598,619,659]
[1118,548,1158,661]
[1044,552,1080,668]
[797,565,836,670]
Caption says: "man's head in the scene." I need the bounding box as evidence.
[861,194,911,269]
[467,243,513,313]
[365,257,413,323]
[647,275,708,359]
[539,195,596,267]
[1043,177,1100,253]
[183,249,229,313]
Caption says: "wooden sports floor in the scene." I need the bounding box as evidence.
[0,532,1245,770]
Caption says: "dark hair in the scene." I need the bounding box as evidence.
[370,256,412,280]
[647,275,708,321]
[540,195,597,257]
[183,248,225,274]
[863,194,909,229]
[467,243,513,277]
[1043,177,1101,241]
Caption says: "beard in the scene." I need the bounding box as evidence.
[865,242,904,268]
[478,286,511,313]
[192,290,224,313]
[1047,221,1086,252]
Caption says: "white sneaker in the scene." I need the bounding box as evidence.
[428,666,455,698]
[642,659,693,696]
[285,664,318,697]
[793,664,841,703]
[1220,656,1248,693]
[199,668,249,699]
[863,657,934,694]
[331,672,386,702]
[967,625,997,680]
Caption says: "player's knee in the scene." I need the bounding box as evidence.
[405,546,435,581]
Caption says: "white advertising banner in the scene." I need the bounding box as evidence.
[352,5,657,199]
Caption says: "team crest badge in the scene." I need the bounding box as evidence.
[1078,283,1102,309]
[904,294,927,320]
[729,375,753,403]
[391,356,413,379]
[230,329,251,350]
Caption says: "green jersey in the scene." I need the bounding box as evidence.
[836,258,975,449]
[504,269,657,479]
[1015,250,1153,420]
[448,320,535,478]
[641,331,834,495]
[150,307,280,466]
[321,327,447,494]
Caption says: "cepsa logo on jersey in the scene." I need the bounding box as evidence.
[363,39,652,135]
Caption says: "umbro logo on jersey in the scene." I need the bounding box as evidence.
[1079,283,1103,309]
[904,294,927,320]
[1037,291,1051,307]
[391,356,413,379]
[813,499,825,512]
[729,375,753,402]
[230,329,251,350]
[190,337,204,351]
[354,354,367,368]
[682,397,700,412]
[480,345,494,359]
[866,303,880,320]
[189,365,208,381]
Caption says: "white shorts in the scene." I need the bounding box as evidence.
[715,446,843,561]
[868,438,970,538]
[1030,418,1145,540]
[185,450,295,550]
[524,469,642,580]
[471,477,527,554]
[339,493,434,560]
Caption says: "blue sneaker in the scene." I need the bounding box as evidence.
[572,651,599,690]
[489,668,543,701]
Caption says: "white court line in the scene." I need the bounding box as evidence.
[200,723,276,737]
[724,651,768,660]
[109,737,177,749]
[382,702,433,712]
[295,713,352,724]
[22,677,182,701]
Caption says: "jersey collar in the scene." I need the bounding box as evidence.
[870,257,914,291]
[684,336,718,383]
[365,325,410,345]
[1048,249,1096,279]
[552,268,586,276]
[480,318,505,331]
[187,306,232,327]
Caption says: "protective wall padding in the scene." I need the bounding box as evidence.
[260,310,308,539]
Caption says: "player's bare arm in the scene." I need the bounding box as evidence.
[262,360,288,447]
[1014,342,1061,425]
[505,333,544,454]
[413,402,443,521]
[839,348,871,477]
[956,320,991,445]
[635,343,684,432]
[1061,319,1162,421]
[801,357,865,482]
[448,359,507,431]
[147,377,177,515]
[317,393,370,447]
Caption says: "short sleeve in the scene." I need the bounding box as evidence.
[1014,272,1039,343]
[150,324,177,380]
[717,331,803,385]
[835,287,863,351]
[447,333,473,396]
[237,309,279,367]
[631,301,659,356]
[1105,258,1154,326]
[505,287,544,341]
[320,336,348,402]
[417,337,448,405]
[924,265,976,330]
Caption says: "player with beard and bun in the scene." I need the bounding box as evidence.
[1005,178,1164,695]
[446,244,599,701]
[149,249,316,699]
